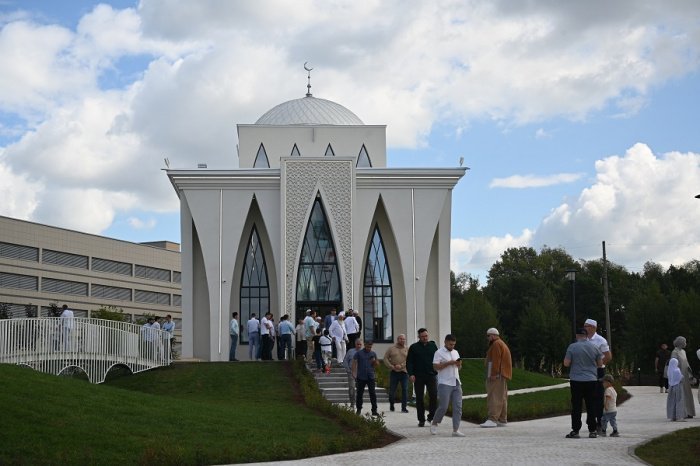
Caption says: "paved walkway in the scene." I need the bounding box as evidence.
[259,386,699,465]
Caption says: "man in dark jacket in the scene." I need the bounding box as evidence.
[406,328,438,427]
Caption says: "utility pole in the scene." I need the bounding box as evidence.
[602,241,612,348]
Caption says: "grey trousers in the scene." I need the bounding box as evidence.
[433,383,463,431]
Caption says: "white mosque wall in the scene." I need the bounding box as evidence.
[238,125,387,168]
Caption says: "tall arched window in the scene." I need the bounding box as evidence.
[363,225,392,342]
[356,144,372,167]
[296,197,341,304]
[254,143,270,168]
[240,226,269,343]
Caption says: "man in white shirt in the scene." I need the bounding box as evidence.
[260,312,274,360]
[60,304,74,351]
[329,314,348,363]
[304,310,317,361]
[229,312,239,361]
[584,318,612,434]
[162,314,176,357]
[430,334,464,437]
[344,311,360,348]
[247,314,260,361]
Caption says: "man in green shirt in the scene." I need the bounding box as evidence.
[406,328,438,427]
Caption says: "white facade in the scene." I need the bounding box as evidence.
[168,94,465,361]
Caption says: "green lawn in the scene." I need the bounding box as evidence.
[635,427,700,466]
[458,359,564,394]
[461,387,572,423]
[0,362,389,465]
[379,358,564,399]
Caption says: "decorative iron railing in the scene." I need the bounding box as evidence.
[0,317,171,383]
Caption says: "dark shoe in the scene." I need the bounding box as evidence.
[610,431,619,437]
[356,409,361,415]
[599,431,607,437]
[427,416,434,423]
[589,432,597,438]
[371,411,380,417]
[418,421,425,427]
[401,409,409,413]
[389,405,395,412]
[565,431,580,439]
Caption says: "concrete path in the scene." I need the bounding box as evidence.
[259,386,699,465]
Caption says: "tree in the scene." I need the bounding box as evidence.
[450,272,499,357]
[91,305,129,322]
[516,289,570,373]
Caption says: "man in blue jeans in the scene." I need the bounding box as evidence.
[384,334,409,412]
[353,340,380,416]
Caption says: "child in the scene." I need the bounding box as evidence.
[319,329,333,374]
[666,357,687,421]
[600,374,619,437]
[312,328,324,372]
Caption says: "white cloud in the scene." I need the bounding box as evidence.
[1,1,700,237]
[535,128,551,139]
[127,216,157,230]
[453,144,700,276]
[490,173,584,188]
[532,143,700,269]
[451,229,534,279]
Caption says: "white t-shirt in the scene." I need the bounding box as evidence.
[60,309,74,328]
[344,316,359,334]
[604,386,617,413]
[261,316,271,335]
[588,332,610,366]
[433,346,461,386]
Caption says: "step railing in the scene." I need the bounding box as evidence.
[0,317,171,383]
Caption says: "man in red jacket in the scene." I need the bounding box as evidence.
[481,327,512,428]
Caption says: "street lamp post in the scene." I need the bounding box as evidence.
[566,269,577,341]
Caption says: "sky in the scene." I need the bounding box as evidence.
[1,0,699,283]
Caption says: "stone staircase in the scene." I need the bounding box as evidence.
[309,363,390,405]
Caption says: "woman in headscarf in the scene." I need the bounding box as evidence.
[671,336,695,418]
[666,358,686,421]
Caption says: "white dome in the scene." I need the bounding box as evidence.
[255,96,364,125]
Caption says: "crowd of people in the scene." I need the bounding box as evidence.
[226,307,700,439]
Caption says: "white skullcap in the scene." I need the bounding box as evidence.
[486,327,499,336]
[584,319,597,327]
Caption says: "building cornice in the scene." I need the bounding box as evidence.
[166,166,467,191]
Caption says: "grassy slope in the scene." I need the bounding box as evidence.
[458,359,564,394]
[635,427,700,466]
[0,363,349,465]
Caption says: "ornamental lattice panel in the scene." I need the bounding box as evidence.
[282,158,353,313]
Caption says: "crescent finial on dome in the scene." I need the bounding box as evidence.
[304,62,313,97]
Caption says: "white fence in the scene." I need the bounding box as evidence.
[0,317,171,383]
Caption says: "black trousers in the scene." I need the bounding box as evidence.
[413,374,437,423]
[570,380,597,433]
[356,378,377,413]
[593,367,605,427]
[261,334,273,360]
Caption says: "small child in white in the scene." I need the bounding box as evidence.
[600,374,619,437]
[319,329,333,374]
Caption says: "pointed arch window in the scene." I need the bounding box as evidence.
[296,197,341,303]
[363,225,392,342]
[240,226,269,343]
[324,144,335,157]
[254,143,270,168]
[356,144,372,167]
[290,143,301,157]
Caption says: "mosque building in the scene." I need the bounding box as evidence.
[167,70,466,361]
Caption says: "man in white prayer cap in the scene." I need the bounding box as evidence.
[583,318,612,434]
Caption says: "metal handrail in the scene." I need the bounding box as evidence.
[0,317,171,383]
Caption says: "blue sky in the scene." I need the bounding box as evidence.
[1,0,699,282]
